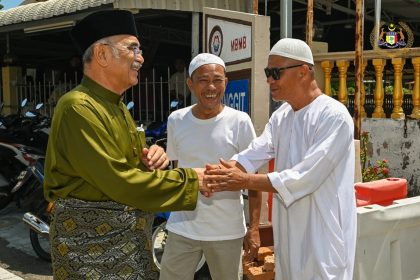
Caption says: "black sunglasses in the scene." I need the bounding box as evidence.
[264,64,304,80]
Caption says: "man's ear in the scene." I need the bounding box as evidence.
[93,44,109,67]
[300,64,311,78]
[187,77,193,91]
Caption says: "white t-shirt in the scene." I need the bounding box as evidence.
[166,105,256,241]
[233,94,357,280]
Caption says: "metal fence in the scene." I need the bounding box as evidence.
[8,71,416,121]
[12,67,189,123]
[16,72,77,117]
[346,94,414,118]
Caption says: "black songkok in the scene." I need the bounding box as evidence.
[71,10,138,54]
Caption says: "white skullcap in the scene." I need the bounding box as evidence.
[269,38,314,65]
[188,53,225,77]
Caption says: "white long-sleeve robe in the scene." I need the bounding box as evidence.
[233,94,357,280]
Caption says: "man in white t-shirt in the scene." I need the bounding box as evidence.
[159,53,262,280]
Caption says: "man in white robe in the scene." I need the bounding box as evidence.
[205,38,357,280]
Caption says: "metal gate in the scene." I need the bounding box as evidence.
[14,67,189,124]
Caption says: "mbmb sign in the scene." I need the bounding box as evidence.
[204,8,270,137]
[206,16,252,65]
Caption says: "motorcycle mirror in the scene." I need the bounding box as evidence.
[21,98,28,107]
[126,101,135,111]
[170,100,179,108]
[35,103,44,110]
[25,111,36,118]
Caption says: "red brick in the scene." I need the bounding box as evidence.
[263,255,275,272]
[243,261,257,274]
[257,247,273,262]
[247,266,275,280]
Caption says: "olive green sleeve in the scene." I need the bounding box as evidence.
[45,103,198,212]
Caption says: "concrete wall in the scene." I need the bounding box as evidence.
[362,118,420,196]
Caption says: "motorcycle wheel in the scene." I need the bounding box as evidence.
[151,221,206,273]
[29,203,51,261]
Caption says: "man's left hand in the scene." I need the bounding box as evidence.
[243,227,261,263]
[141,145,169,170]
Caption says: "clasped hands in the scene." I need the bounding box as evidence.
[140,147,247,197]
[194,158,249,197]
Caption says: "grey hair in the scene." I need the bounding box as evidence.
[82,37,119,65]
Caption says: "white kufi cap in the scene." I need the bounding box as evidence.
[269,38,314,65]
[188,53,225,77]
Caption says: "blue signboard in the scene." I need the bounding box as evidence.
[223,79,249,113]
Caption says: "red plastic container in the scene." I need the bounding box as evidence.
[355,178,408,207]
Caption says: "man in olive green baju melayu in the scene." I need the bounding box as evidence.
[44,10,209,280]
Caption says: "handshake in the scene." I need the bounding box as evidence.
[193,158,251,196]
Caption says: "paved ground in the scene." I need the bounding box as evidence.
[0,203,53,280]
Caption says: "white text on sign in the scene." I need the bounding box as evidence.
[224,92,246,111]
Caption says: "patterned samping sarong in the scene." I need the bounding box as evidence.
[50,198,158,280]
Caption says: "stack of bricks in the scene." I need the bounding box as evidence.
[243,246,275,280]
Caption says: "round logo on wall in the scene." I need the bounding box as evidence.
[209,25,223,56]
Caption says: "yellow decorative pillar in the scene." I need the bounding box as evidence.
[321,61,334,96]
[336,60,350,105]
[372,59,386,118]
[410,57,420,119]
[391,57,406,119]
[359,59,368,118]
[1,66,22,115]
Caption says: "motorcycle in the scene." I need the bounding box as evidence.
[142,99,180,148]
[0,99,50,152]
[0,142,44,210]
[0,98,49,210]
[21,157,51,261]
[23,201,51,261]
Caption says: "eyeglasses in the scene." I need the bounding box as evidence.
[125,45,143,56]
[264,64,304,80]
[102,43,143,56]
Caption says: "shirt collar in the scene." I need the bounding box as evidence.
[81,76,123,105]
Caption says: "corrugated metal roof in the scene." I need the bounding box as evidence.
[0,0,114,27]
[114,0,249,13]
[0,0,250,28]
